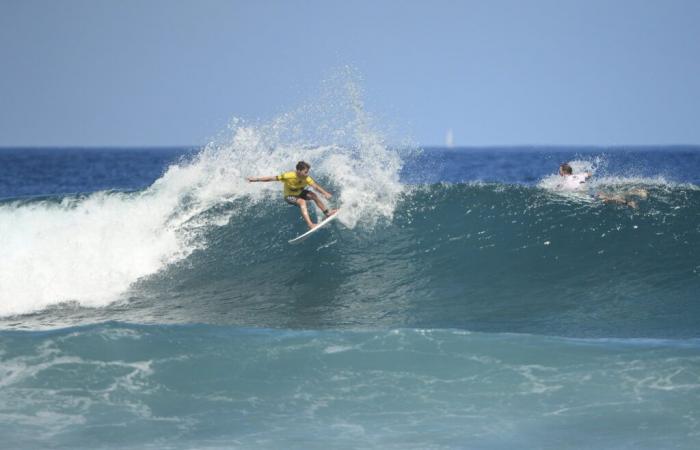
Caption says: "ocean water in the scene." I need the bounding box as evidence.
[1,140,699,449]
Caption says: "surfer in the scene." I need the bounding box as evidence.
[247,161,337,229]
[556,162,647,208]
[556,162,592,191]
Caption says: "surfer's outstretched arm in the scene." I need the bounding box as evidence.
[311,182,332,200]
[308,184,337,217]
[247,176,276,182]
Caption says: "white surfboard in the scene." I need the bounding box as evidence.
[288,211,340,244]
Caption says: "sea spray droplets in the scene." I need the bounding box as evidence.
[205,71,405,230]
[0,74,406,316]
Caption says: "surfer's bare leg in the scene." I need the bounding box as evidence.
[628,188,648,199]
[296,198,316,229]
[596,192,638,209]
[306,192,336,217]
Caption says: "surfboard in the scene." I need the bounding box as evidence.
[288,210,340,244]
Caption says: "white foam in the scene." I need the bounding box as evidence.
[0,190,194,316]
[0,73,405,317]
[538,156,694,193]
[324,345,354,354]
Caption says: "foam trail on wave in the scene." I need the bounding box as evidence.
[0,72,404,317]
[0,190,194,316]
[537,155,697,194]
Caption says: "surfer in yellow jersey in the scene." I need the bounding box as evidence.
[247,161,337,229]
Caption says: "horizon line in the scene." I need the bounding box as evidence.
[2,143,700,150]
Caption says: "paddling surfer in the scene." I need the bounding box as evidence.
[556,163,592,191]
[557,162,647,208]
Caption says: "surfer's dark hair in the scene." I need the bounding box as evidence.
[560,163,573,175]
[296,161,311,171]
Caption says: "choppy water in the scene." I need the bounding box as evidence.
[2,324,699,450]
[1,117,699,447]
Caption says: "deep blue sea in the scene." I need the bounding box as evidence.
[1,144,699,449]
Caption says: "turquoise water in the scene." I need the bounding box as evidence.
[1,145,699,448]
[2,324,699,449]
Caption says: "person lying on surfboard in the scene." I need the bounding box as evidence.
[247,160,338,229]
[556,162,592,191]
[557,162,647,208]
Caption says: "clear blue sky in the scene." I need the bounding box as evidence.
[1,0,699,147]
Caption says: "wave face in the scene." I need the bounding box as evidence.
[110,183,700,337]
[0,77,404,320]
[3,181,699,338]
[2,323,699,450]
[2,80,700,448]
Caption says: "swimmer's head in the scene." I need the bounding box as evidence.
[296,160,311,177]
[559,163,573,176]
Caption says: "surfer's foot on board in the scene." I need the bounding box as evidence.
[323,208,338,218]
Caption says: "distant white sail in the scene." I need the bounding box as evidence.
[445,129,454,148]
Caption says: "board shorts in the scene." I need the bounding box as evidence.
[284,189,312,205]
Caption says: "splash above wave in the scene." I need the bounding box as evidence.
[3,182,699,339]
[0,76,405,317]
